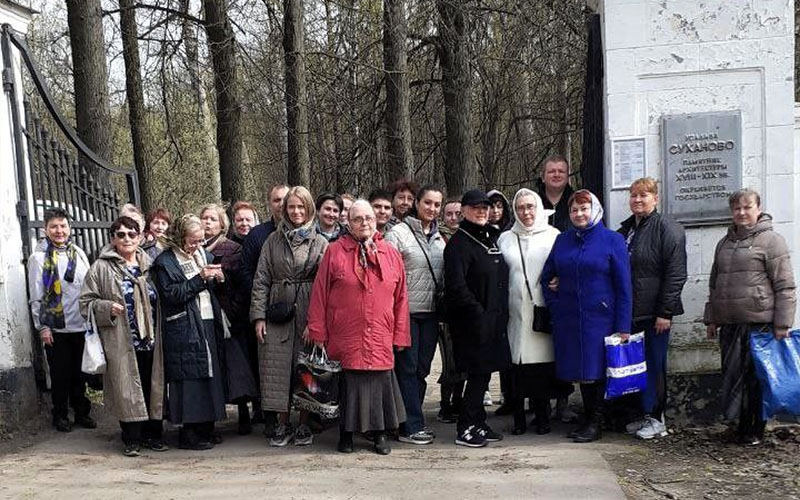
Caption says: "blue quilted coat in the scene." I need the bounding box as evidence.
[541,221,633,381]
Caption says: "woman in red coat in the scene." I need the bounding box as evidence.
[308,200,411,455]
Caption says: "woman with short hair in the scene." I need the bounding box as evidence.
[308,200,410,455]
[251,186,329,447]
[542,189,632,443]
[618,177,687,440]
[80,216,166,456]
[152,215,228,450]
[705,188,796,445]
[143,208,172,261]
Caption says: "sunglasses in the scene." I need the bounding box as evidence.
[114,230,140,240]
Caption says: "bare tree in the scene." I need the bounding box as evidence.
[65,0,113,180]
[118,0,155,212]
[383,0,414,181]
[436,0,475,195]
[203,0,247,203]
[284,0,311,186]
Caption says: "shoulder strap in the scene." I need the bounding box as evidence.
[516,234,534,301]
[405,221,439,289]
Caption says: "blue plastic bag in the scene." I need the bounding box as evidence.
[749,329,800,420]
[604,332,647,400]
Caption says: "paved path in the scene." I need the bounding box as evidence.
[0,404,627,500]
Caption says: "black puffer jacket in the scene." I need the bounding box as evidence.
[444,219,512,374]
[618,210,687,327]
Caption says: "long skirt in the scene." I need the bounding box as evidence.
[340,370,406,433]
[719,323,769,424]
[167,320,227,425]
[224,331,258,403]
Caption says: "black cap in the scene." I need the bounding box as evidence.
[460,189,490,207]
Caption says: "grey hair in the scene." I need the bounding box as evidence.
[349,199,375,215]
[728,188,761,209]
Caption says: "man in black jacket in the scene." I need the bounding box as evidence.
[536,155,574,233]
[618,177,687,440]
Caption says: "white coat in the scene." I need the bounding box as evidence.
[498,189,559,364]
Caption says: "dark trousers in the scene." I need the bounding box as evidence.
[395,314,439,434]
[511,363,554,426]
[45,331,91,421]
[440,380,465,410]
[119,350,163,446]
[579,380,605,422]
[642,327,670,418]
[719,324,766,438]
[458,372,491,433]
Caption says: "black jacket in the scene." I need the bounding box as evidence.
[444,219,512,374]
[618,210,687,327]
[241,220,277,291]
[152,249,226,382]
[537,181,574,233]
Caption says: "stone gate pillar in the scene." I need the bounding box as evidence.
[597,1,799,394]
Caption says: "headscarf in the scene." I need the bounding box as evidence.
[571,189,604,234]
[510,188,555,236]
[40,238,78,329]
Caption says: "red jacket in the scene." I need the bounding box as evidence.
[308,234,411,370]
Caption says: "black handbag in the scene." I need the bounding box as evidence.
[265,239,316,324]
[517,234,552,334]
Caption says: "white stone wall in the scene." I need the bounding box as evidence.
[0,6,34,374]
[601,0,799,373]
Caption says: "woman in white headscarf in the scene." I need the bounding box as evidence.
[541,189,632,443]
[498,189,560,435]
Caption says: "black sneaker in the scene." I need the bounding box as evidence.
[143,439,169,452]
[74,415,97,429]
[122,444,140,457]
[477,424,503,442]
[53,417,72,433]
[437,407,457,424]
[455,425,487,448]
[374,432,391,455]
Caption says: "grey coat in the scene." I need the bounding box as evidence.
[384,216,445,314]
[704,214,797,329]
[250,223,328,412]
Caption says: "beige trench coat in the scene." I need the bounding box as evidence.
[80,245,164,422]
[250,224,328,412]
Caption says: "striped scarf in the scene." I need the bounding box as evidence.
[40,239,77,330]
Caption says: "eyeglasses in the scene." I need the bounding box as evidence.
[516,204,536,213]
[114,230,140,240]
[350,215,376,225]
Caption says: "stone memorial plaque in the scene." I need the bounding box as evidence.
[661,111,741,225]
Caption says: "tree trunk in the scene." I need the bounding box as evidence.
[118,0,155,212]
[181,0,220,198]
[283,0,311,187]
[203,0,246,203]
[437,0,474,196]
[65,0,113,183]
[383,0,414,182]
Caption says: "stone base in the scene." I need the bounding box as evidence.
[0,366,44,438]
[665,372,722,425]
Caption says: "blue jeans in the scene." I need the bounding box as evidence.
[642,327,670,418]
[395,314,439,434]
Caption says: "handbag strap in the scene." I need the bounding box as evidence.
[516,234,534,301]
[404,221,439,290]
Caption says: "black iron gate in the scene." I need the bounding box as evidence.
[2,23,140,261]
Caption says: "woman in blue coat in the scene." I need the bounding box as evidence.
[541,189,632,443]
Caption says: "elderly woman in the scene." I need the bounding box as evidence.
[27,208,94,433]
[80,216,165,456]
[143,208,171,261]
[385,185,445,445]
[445,189,512,448]
[152,215,227,450]
[542,189,632,443]
[251,186,328,447]
[705,189,796,445]
[618,178,687,440]
[498,189,560,435]
[308,200,410,455]
[200,203,258,435]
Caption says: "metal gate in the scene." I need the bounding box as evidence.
[2,23,140,261]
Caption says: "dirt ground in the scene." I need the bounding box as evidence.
[605,423,800,500]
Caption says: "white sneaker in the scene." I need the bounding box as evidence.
[625,418,647,435]
[635,416,668,440]
[483,391,493,406]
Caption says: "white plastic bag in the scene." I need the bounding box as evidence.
[81,304,106,374]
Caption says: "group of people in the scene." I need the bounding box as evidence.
[27,155,796,457]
